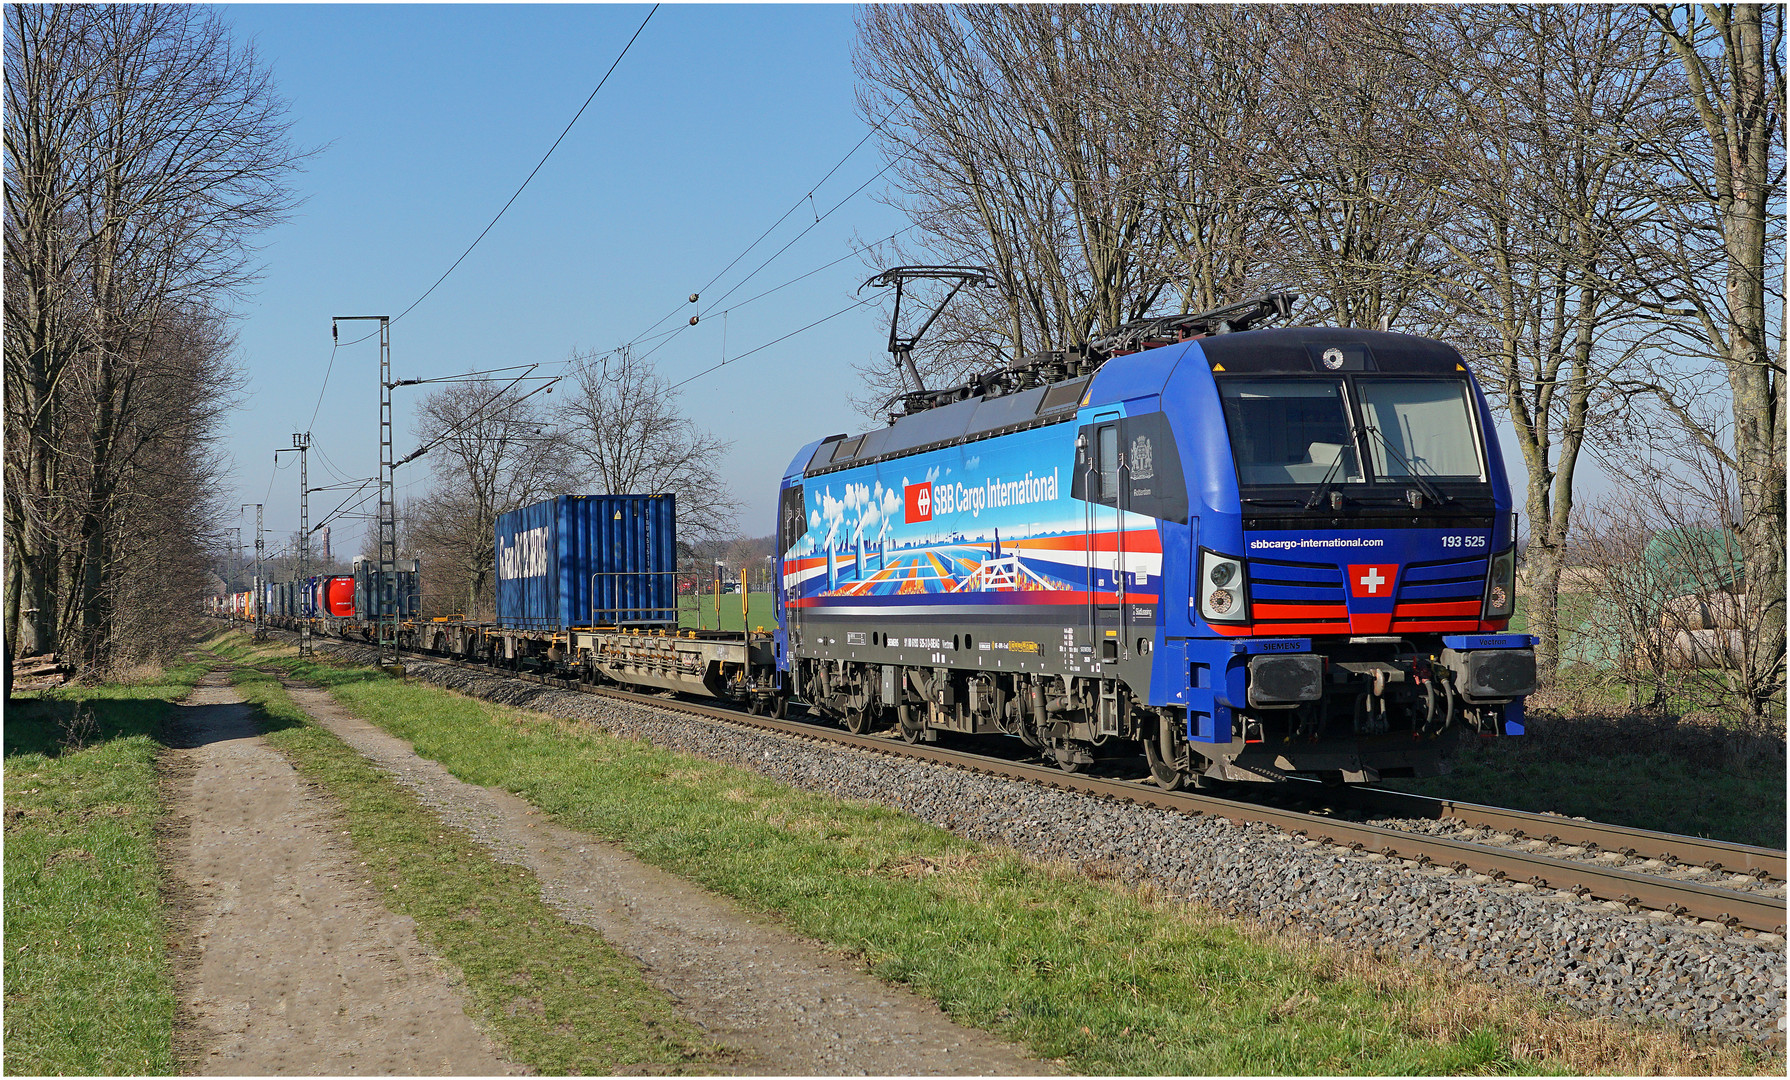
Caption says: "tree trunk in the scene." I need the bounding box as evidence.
[1525,523,1565,679]
[1731,358,1785,713]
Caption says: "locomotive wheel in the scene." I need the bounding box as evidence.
[1143,728,1183,791]
[770,693,789,719]
[844,706,873,735]
[746,696,765,717]
[1050,744,1084,773]
[897,704,924,744]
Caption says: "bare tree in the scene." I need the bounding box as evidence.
[1264,5,1456,333]
[406,383,574,619]
[1632,3,1786,712]
[1137,6,1288,317]
[854,4,1174,400]
[556,346,739,545]
[1365,5,1689,680]
[5,4,303,671]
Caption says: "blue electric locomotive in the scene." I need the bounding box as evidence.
[775,293,1535,787]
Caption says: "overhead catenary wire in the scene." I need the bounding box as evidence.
[394,370,563,469]
[334,4,660,350]
[314,444,358,486]
[279,10,926,549]
[633,160,903,369]
[310,371,552,536]
[666,295,878,393]
[609,223,918,355]
[693,160,901,318]
[623,95,912,351]
[307,342,339,431]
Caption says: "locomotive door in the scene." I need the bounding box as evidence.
[776,483,807,652]
[1087,413,1125,663]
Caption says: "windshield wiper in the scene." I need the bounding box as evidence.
[1362,425,1453,506]
[1302,441,1358,510]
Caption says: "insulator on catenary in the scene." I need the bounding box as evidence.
[689,315,700,325]
[689,293,699,303]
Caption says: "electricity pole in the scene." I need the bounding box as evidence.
[333,315,398,669]
[224,527,242,625]
[275,433,312,656]
[329,316,557,672]
[241,504,265,640]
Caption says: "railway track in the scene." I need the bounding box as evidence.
[283,628,1788,935]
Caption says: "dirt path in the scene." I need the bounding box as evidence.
[162,671,522,1075]
[278,680,1051,1076]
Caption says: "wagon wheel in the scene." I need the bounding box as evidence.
[1143,725,1184,791]
[770,693,790,719]
[844,706,873,735]
[746,695,765,717]
[897,704,924,744]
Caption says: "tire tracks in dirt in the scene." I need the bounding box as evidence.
[160,669,523,1075]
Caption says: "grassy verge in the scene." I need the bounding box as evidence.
[227,633,1776,1076]
[3,657,209,1075]
[214,648,717,1074]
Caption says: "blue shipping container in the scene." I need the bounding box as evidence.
[495,494,677,630]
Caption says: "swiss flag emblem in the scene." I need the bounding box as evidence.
[904,482,932,523]
[1348,563,1399,598]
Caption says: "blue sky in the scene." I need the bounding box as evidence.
[216,3,1588,559]
[220,3,906,553]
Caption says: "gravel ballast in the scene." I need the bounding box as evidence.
[322,644,1788,1046]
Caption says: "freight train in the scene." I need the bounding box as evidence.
[240,293,1536,787]
[213,556,420,639]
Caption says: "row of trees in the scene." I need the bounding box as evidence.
[402,347,738,618]
[854,4,1783,715]
[5,5,304,673]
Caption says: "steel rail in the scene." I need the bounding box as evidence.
[285,626,1788,934]
[1340,786,1786,882]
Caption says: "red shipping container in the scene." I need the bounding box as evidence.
[325,576,355,617]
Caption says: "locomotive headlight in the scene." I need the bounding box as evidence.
[1483,546,1517,620]
[1198,550,1249,623]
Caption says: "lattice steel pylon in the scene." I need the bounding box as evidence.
[225,527,242,626]
[334,315,397,669]
[276,433,312,656]
[241,503,265,640]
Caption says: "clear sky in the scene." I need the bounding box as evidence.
[215,2,1598,560]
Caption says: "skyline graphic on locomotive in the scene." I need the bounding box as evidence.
[774,324,1537,786]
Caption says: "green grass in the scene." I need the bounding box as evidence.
[3,658,209,1076]
[678,591,774,633]
[218,641,1658,1075]
[214,647,717,1074]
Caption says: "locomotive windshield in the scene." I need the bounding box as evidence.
[1218,375,1485,488]
[1355,378,1483,480]
[1219,379,1364,486]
